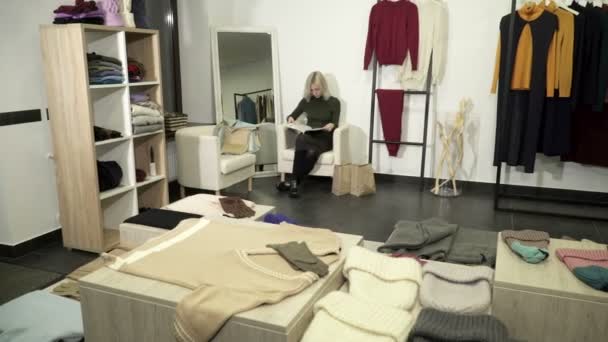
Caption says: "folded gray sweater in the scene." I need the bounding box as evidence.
[378,218,458,261]
[407,308,510,342]
[447,227,497,267]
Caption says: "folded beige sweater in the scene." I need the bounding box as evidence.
[109,218,341,342]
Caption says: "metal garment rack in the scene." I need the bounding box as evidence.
[368,56,433,192]
[233,88,273,120]
[493,0,608,221]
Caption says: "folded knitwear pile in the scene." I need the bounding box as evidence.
[420,262,494,314]
[87,53,124,85]
[131,93,163,134]
[556,248,608,292]
[53,0,104,25]
[302,246,421,341]
[378,218,497,266]
[502,229,550,264]
[128,58,145,82]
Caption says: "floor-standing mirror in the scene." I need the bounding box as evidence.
[211,27,282,177]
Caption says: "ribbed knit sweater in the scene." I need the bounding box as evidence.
[556,248,608,270]
[343,245,421,310]
[302,291,414,342]
[501,229,550,248]
[364,0,419,70]
[407,308,510,342]
[420,262,494,314]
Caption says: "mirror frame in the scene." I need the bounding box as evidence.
[210,26,282,125]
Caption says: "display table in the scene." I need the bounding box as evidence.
[119,194,275,247]
[493,235,608,342]
[79,231,363,342]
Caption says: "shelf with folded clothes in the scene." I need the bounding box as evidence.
[96,139,136,195]
[85,30,127,87]
[52,0,104,25]
[126,31,160,86]
[130,90,164,135]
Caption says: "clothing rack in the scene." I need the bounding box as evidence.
[367,55,433,192]
[233,88,273,120]
[493,0,608,221]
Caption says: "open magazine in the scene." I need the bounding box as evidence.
[286,123,325,133]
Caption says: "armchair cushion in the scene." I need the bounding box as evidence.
[220,153,256,174]
[281,149,335,165]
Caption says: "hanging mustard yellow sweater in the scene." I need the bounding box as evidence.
[491,4,561,97]
[108,218,341,342]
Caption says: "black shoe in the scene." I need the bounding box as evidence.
[276,181,291,192]
[289,179,299,198]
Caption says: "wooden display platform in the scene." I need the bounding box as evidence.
[493,235,608,342]
[79,232,363,342]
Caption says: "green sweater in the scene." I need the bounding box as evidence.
[288,96,341,128]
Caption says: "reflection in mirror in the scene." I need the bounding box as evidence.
[218,32,275,123]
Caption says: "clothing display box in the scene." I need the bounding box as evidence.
[493,234,608,342]
[79,231,363,342]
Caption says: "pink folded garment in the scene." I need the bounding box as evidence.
[556,248,608,271]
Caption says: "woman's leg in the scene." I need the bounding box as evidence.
[293,134,323,182]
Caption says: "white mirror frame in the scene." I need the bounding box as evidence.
[210,26,283,126]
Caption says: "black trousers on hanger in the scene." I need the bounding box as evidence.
[292,131,333,181]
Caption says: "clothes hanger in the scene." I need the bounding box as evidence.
[553,0,580,14]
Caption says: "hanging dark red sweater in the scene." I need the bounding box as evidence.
[364,0,420,70]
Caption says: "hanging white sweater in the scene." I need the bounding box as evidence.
[400,0,448,90]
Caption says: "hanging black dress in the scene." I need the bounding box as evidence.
[494,10,558,173]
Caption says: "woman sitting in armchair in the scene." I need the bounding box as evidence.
[276,71,340,198]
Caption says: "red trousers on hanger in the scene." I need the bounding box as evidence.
[376,89,405,157]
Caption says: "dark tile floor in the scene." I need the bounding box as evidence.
[2,175,607,281]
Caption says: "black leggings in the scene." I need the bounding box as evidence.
[292,131,333,181]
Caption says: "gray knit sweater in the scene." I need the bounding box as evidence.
[407,308,510,342]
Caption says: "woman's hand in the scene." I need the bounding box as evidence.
[287,116,295,124]
[323,123,335,132]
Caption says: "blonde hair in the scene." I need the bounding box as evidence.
[303,71,331,101]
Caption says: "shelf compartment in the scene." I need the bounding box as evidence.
[126,32,162,107]
[85,30,128,85]
[133,133,165,178]
[137,179,167,210]
[133,130,163,139]
[136,175,165,188]
[96,139,136,189]
[91,86,131,136]
[95,135,130,147]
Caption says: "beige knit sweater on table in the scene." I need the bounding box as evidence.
[108,218,341,342]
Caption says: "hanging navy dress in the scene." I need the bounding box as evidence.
[494,10,558,173]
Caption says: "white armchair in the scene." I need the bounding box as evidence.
[277,124,352,179]
[176,126,255,196]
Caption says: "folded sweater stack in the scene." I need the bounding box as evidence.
[302,246,422,341]
[556,248,608,291]
[502,229,550,264]
[420,262,494,314]
[378,218,458,261]
[408,308,510,342]
[131,96,163,134]
[87,53,124,85]
[53,0,104,25]
[128,58,146,82]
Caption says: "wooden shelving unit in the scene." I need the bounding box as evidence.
[40,24,168,253]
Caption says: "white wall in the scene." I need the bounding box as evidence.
[0,0,64,245]
[179,0,608,193]
[220,58,274,119]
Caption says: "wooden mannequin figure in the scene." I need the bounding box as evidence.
[431,98,472,197]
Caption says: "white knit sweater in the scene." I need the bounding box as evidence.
[343,246,422,310]
[400,0,448,90]
[301,291,414,342]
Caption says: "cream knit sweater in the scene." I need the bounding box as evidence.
[400,0,448,90]
[343,246,422,310]
[109,218,341,342]
[301,291,414,342]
